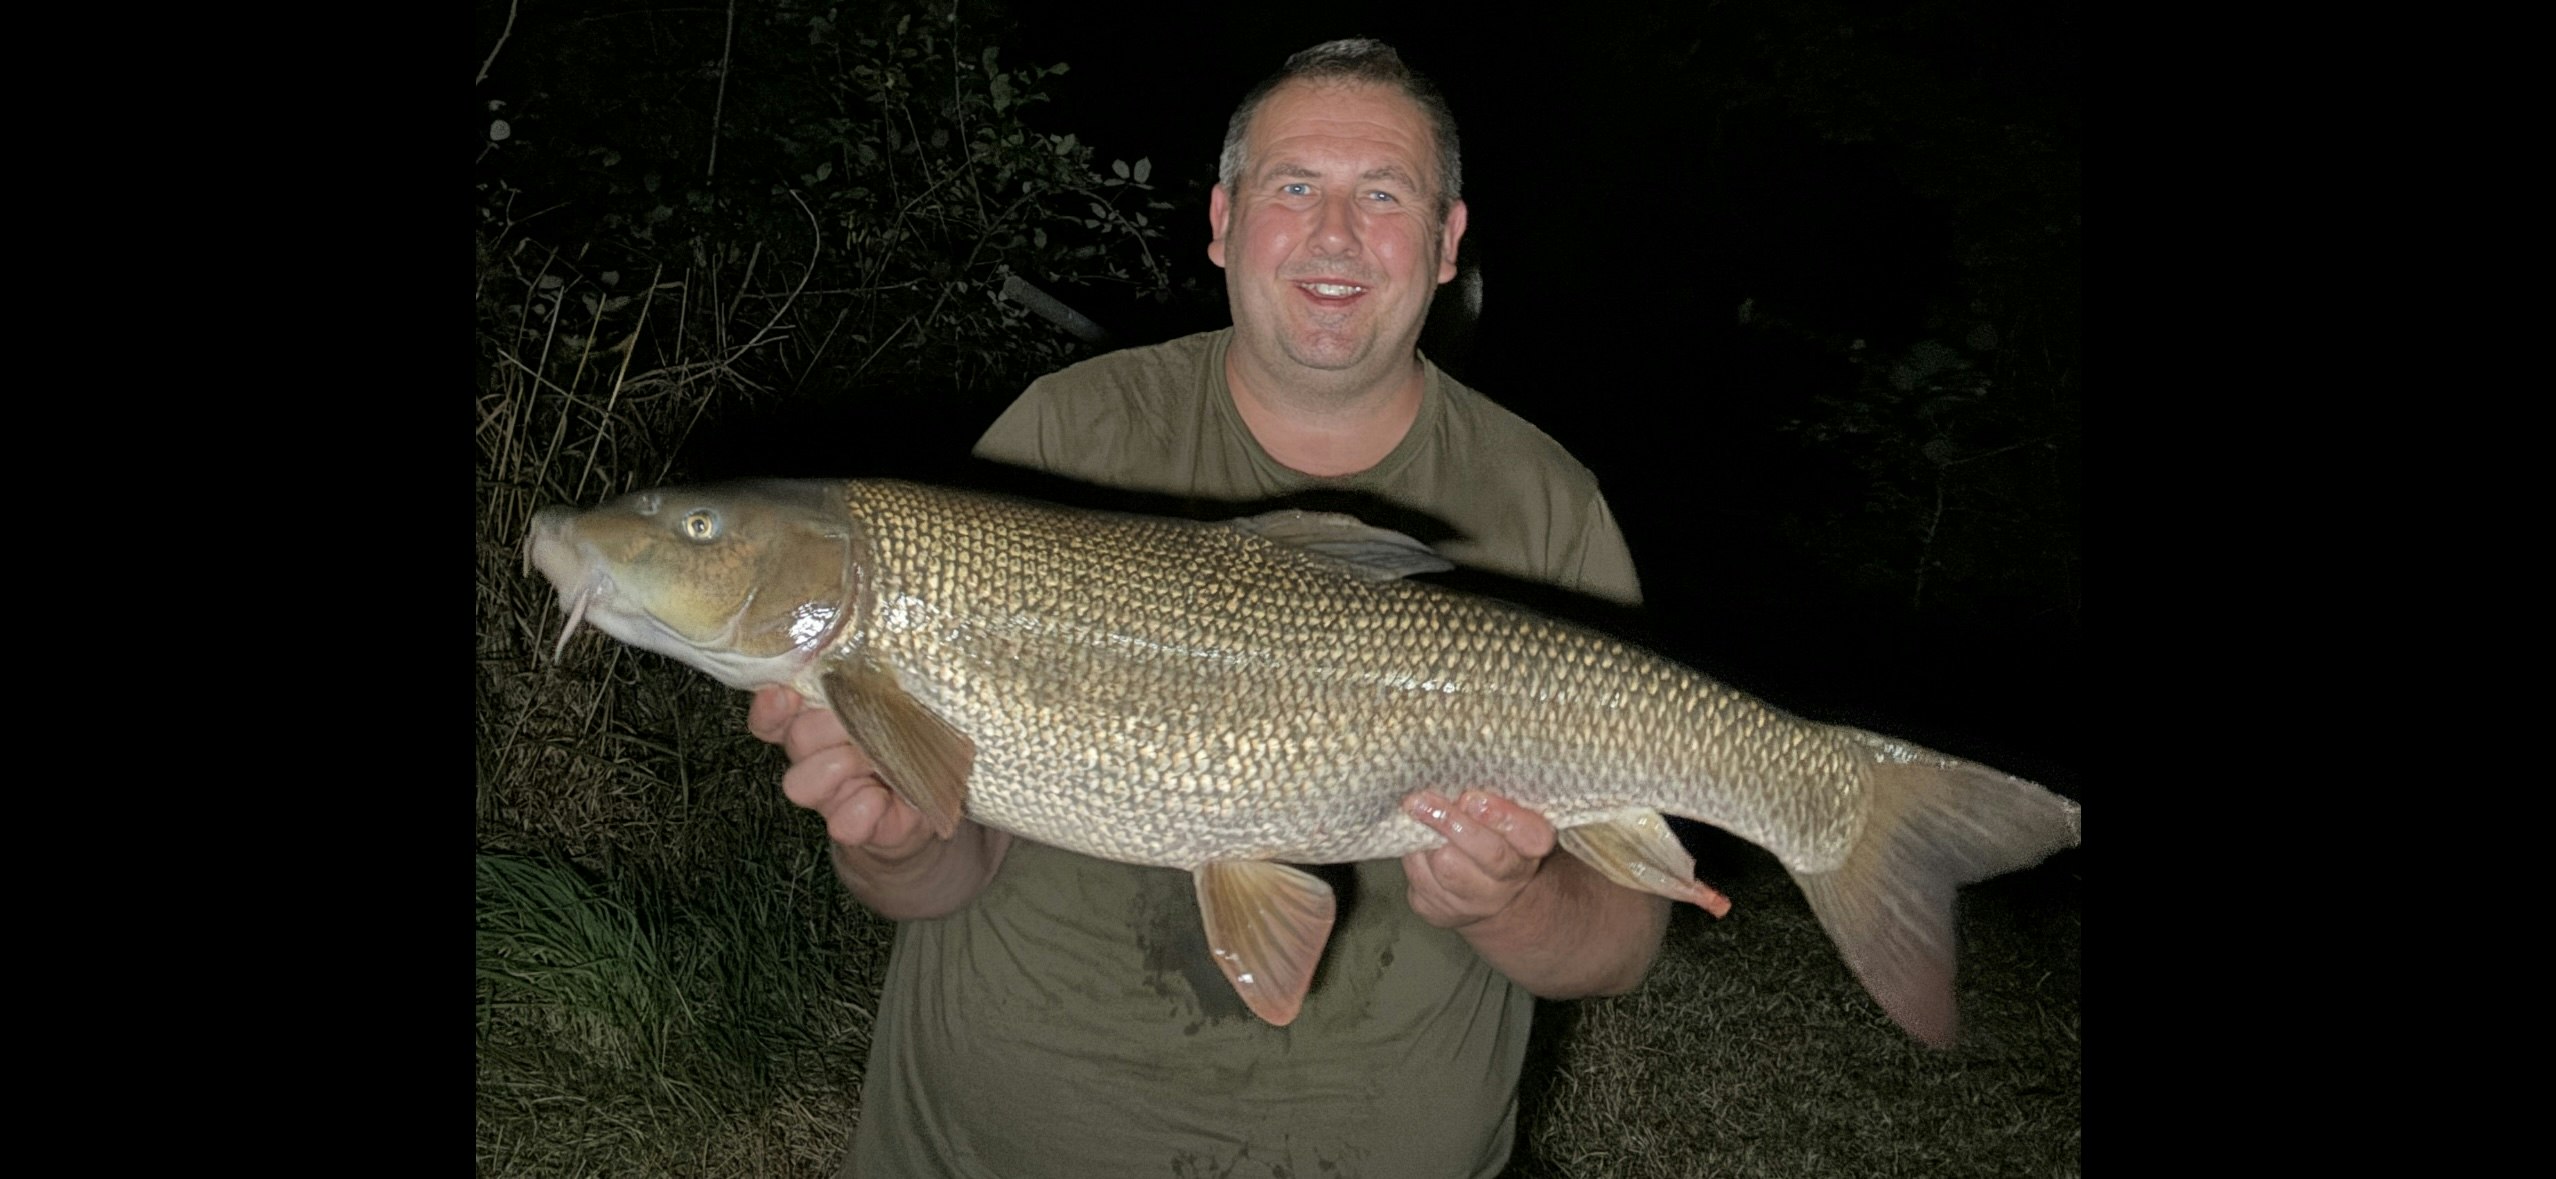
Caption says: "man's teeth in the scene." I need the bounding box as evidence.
[1301,282,1365,297]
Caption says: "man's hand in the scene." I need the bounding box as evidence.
[748,687,938,859]
[1399,787,1671,998]
[1400,789,1558,929]
[749,686,1010,918]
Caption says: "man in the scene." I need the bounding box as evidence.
[749,39,1672,1179]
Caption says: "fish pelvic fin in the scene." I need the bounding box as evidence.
[1558,811,1732,917]
[1194,860,1338,1027]
[1793,733,2081,1048]
[818,658,975,841]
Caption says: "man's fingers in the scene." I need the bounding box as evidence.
[1408,790,1541,871]
[827,781,936,852]
[1462,791,1556,859]
[783,706,862,767]
[747,686,803,744]
[782,744,877,811]
[828,783,888,847]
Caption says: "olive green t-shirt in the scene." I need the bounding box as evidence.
[842,329,1642,1179]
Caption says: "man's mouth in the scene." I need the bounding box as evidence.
[1296,281,1368,298]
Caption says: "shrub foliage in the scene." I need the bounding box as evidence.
[474,4,1173,1172]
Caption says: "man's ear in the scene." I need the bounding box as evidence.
[1208,184,1233,270]
[1437,199,1469,285]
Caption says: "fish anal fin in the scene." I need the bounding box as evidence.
[817,658,975,841]
[1794,736,2082,1048]
[1558,811,1732,917]
[1193,860,1337,1027]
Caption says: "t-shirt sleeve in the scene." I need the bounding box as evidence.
[1562,488,1644,607]
[972,382,1059,472]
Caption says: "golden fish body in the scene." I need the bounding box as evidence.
[528,478,2081,1041]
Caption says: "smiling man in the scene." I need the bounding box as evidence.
[1209,76,1467,473]
[751,39,1670,1179]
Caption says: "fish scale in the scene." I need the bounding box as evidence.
[529,477,2081,1040]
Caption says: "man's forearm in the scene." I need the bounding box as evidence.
[1456,853,1672,998]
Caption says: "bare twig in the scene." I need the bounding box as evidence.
[476,0,519,86]
[671,265,697,392]
[731,280,926,301]
[723,190,824,364]
[495,351,579,402]
[529,264,578,497]
[791,305,854,395]
[707,249,728,360]
[706,0,736,180]
[722,241,764,330]
[571,292,624,503]
[847,315,916,386]
[658,273,726,483]
[1940,436,2057,467]
[946,18,993,231]
[580,269,664,489]
[1912,477,1945,613]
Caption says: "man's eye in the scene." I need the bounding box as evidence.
[1282,182,1311,196]
[1367,190,1399,203]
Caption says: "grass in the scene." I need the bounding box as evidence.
[474,839,893,1176]
[1512,857,2079,1178]
[473,231,2080,1176]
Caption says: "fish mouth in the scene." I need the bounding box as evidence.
[525,509,612,662]
[531,555,697,667]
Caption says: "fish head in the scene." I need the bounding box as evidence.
[527,480,859,690]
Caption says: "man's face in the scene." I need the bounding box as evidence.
[1209,81,1468,383]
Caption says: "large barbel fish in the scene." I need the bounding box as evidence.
[526,478,2080,1044]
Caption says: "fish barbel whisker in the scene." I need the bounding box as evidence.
[553,584,594,662]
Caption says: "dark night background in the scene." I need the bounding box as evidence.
[480,0,2082,801]
[1005,1,2080,799]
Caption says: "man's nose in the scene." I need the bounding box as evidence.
[1308,191,1359,255]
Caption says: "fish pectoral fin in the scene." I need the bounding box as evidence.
[1227,511,1453,581]
[817,658,975,841]
[1558,811,1732,917]
[1193,860,1337,1027]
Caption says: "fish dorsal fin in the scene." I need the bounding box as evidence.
[1193,860,1337,1026]
[1558,811,1733,917]
[817,657,975,840]
[1228,511,1454,582]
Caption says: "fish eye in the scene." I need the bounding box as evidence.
[681,509,720,541]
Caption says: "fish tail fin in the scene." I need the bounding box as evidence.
[1792,733,2080,1048]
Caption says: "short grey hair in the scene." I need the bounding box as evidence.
[1216,39,1463,223]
